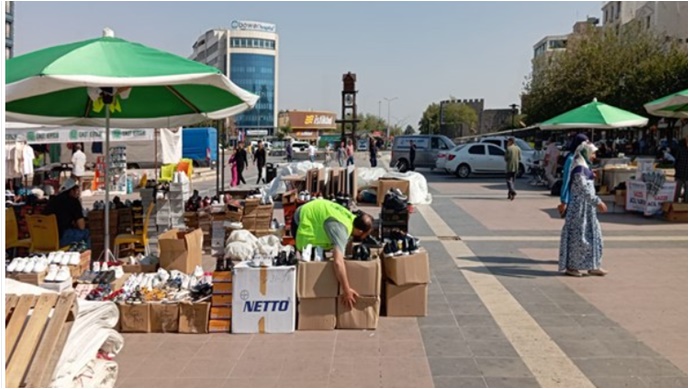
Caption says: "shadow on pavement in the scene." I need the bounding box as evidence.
[462,263,561,278]
[460,255,558,266]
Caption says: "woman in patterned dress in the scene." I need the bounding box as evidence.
[558,141,608,277]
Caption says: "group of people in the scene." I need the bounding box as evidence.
[227,140,267,187]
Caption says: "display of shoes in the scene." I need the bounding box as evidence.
[22,257,36,273]
[353,244,371,261]
[33,256,49,273]
[7,257,24,273]
[45,264,60,282]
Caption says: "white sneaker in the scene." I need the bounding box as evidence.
[101,262,109,272]
[129,255,137,265]
[55,266,71,282]
[302,244,313,262]
[7,257,23,273]
[59,252,71,266]
[193,265,203,279]
[45,264,59,282]
[47,252,58,264]
[157,268,170,283]
[69,252,80,266]
[33,257,48,273]
[14,257,29,273]
[23,257,37,273]
[114,265,124,280]
[93,261,101,272]
[314,247,324,262]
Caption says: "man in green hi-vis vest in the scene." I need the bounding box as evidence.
[293,199,374,309]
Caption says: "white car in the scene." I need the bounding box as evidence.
[290,141,311,153]
[445,143,526,178]
[436,145,467,173]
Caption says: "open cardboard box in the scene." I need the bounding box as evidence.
[158,228,203,273]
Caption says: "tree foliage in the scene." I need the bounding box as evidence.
[523,23,688,124]
[404,125,416,135]
[418,101,478,138]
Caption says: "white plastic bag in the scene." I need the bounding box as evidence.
[224,241,255,261]
[227,229,258,247]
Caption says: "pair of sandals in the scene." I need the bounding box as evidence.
[566,268,608,277]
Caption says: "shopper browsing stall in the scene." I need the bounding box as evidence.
[71,144,86,181]
[44,178,90,247]
[292,199,374,308]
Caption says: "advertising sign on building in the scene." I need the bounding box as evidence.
[230,20,277,33]
[283,111,337,129]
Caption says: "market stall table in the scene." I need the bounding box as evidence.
[625,179,677,216]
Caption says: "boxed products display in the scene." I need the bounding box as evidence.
[232,262,296,334]
[377,178,410,206]
[297,261,339,330]
[150,303,180,333]
[118,303,151,333]
[158,228,203,273]
[298,298,337,330]
[178,302,211,334]
[383,248,430,286]
[337,296,381,330]
[382,248,430,317]
[340,259,381,296]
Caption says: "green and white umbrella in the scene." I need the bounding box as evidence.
[540,98,648,130]
[644,89,688,119]
[5,29,258,260]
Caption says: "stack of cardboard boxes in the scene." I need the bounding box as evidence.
[297,261,338,330]
[383,248,430,316]
[242,199,274,235]
[88,209,118,258]
[209,271,233,333]
[337,259,382,329]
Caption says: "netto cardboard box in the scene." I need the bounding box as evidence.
[158,228,203,273]
[150,303,180,333]
[118,303,151,333]
[383,248,430,286]
[178,301,211,334]
[298,298,337,330]
[336,296,380,330]
[297,261,339,298]
[385,283,428,317]
[340,259,381,296]
[232,262,296,334]
[377,178,411,206]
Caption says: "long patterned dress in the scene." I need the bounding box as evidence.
[558,171,603,271]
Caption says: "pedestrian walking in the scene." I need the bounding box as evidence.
[308,141,317,163]
[235,141,248,185]
[409,141,417,171]
[369,136,378,168]
[346,139,355,166]
[558,134,589,217]
[254,140,267,184]
[71,144,86,182]
[504,137,521,200]
[674,137,688,203]
[286,139,293,163]
[337,140,346,167]
[544,137,560,188]
[324,143,332,166]
[559,141,608,277]
[228,148,238,187]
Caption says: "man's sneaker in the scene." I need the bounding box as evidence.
[383,241,396,258]
[114,266,124,280]
[45,264,59,282]
[7,257,24,273]
[92,261,101,272]
[55,266,71,282]
[101,262,109,272]
[47,252,59,264]
[59,252,71,266]
[33,256,49,273]
[392,188,408,202]
[193,265,204,279]
[69,252,81,266]
[363,235,382,247]
[22,257,37,273]
[406,236,420,254]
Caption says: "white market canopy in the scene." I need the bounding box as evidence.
[5,122,155,144]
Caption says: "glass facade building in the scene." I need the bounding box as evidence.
[230,53,276,130]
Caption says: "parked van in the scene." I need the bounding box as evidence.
[390,135,455,172]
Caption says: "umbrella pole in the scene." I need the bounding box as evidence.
[103,104,113,262]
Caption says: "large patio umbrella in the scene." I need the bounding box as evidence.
[5,28,259,261]
[540,98,649,130]
[644,89,688,119]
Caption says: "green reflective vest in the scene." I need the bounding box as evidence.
[295,199,356,251]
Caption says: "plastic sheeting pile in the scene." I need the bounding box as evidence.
[224,229,290,261]
[260,160,433,205]
[5,279,123,388]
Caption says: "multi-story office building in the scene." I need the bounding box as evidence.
[190,21,279,138]
[531,18,599,76]
[602,1,687,44]
[6,1,14,59]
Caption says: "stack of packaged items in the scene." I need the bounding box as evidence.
[337,255,382,330]
[382,231,429,316]
[297,259,339,330]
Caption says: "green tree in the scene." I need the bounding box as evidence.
[404,125,416,135]
[523,23,688,124]
[418,101,478,138]
[357,113,387,134]
[418,103,440,134]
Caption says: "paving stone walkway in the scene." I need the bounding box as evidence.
[115,171,687,388]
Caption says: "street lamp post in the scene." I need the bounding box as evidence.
[384,97,398,141]
[509,103,519,135]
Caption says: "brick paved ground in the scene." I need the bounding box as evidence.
[114,162,687,388]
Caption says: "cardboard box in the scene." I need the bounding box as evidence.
[122,263,159,274]
[297,261,339,298]
[118,303,151,333]
[158,228,203,273]
[213,282,233,295]
[341,259,381,296]
[212,294,233,306]
[336,296,380,330]
[385,283,428,317]
[178,301,211,334]
[663,202,688,223]
[298,298,337,330]
[232,262,296,334]
[213,271,233,283]
[11,270,46,286]
[615,190,627,207]
[39,278,73,293]
[150,303,180,333]
[210,306,232,320]
[377,178,410,206]
[383,248,430,286]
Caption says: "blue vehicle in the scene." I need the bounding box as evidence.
[182,127,218,167]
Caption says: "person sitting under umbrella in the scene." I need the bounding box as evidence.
[44,178,90,247]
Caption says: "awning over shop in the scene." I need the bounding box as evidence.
[5,122,154,144]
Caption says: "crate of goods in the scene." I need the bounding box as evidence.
[383,248,430,317]
[232,263,296,334]
[336,259,381,330]
[297,261,339,330]
[377,178,410,207]
[210,270,233,333]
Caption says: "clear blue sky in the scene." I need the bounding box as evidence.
[14,1,602,128]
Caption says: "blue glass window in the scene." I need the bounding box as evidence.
[230,38,276,51]
[230,53,276,130]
